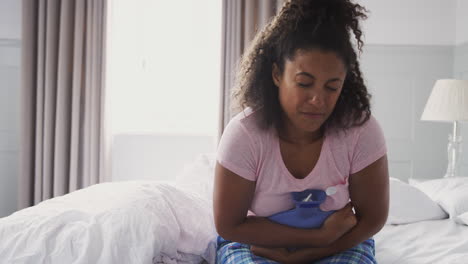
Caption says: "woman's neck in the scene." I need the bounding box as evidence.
[277,119,324,145]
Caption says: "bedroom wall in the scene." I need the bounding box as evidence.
[0,0,21,218]
[360,46,454,181]
[455,0,468,45]
[360,0,457,46]
[453,0,468,175]
[358,0,467,181]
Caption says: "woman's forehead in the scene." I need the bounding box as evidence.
[285,49,347,76]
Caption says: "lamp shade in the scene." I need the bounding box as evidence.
[421,79,468,122]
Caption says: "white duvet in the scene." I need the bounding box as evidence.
[0,181,218,264]
[376,219,468,264]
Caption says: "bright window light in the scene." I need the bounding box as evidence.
[106,0,221,136]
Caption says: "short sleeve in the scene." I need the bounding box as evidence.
[216,118,258,181]
[350,115,387,174]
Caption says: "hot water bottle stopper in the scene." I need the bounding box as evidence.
[268,189,336,229]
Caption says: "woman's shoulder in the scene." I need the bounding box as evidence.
[227,107,268,136]
[325,114,386,172]
[217,108,271,170]
[326,114,383,144]
[352,114,383,138]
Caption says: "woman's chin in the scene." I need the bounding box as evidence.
[300,124,323,134]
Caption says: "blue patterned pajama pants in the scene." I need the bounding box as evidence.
[216,236,377,264]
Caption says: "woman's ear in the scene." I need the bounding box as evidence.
[272,63,281,87]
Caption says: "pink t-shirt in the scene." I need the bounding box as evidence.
[216,108,387,217]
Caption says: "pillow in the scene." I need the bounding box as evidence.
[175,153,216,201]
[387,177,447,224]
[410,177,468,218]
[456,211,468,225]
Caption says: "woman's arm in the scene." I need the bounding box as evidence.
[321,155,389,253]
[253,155,389,263]
[213,162,357,248]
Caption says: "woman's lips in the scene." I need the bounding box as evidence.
[301,112,325,119]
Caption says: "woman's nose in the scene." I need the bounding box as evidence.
[307,93,324,107]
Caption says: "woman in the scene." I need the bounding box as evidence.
[213,0,389,263]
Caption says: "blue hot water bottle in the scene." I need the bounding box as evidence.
[268,189,335,229]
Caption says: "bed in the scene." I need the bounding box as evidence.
[1,153,467,264]
[375,176,468,264]
[375,219,468,263]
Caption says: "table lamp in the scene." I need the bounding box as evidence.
[421,79,468,178]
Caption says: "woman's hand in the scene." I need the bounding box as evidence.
[322,203,357,243]
[251,204,356,263]
[251,246,328,264]
[250,246,291,263]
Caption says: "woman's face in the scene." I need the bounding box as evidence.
[272,49,347,135]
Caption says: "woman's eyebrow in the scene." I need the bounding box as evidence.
[296,72,315,79]
[295,72,342,82]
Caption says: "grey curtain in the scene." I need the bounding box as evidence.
[19,0,108,208]
[218,0,285,139]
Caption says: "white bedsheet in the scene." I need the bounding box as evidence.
[376,219,468,264]
[0,181,217,264]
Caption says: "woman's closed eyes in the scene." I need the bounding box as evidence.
[297,82,339,91]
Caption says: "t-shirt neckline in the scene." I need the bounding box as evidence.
[275,129,328,182]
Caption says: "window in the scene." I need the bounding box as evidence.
[106,0,221,181]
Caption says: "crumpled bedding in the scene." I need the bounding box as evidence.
[0,181,218,264]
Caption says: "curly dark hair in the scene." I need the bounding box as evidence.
[233,0,371,132]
